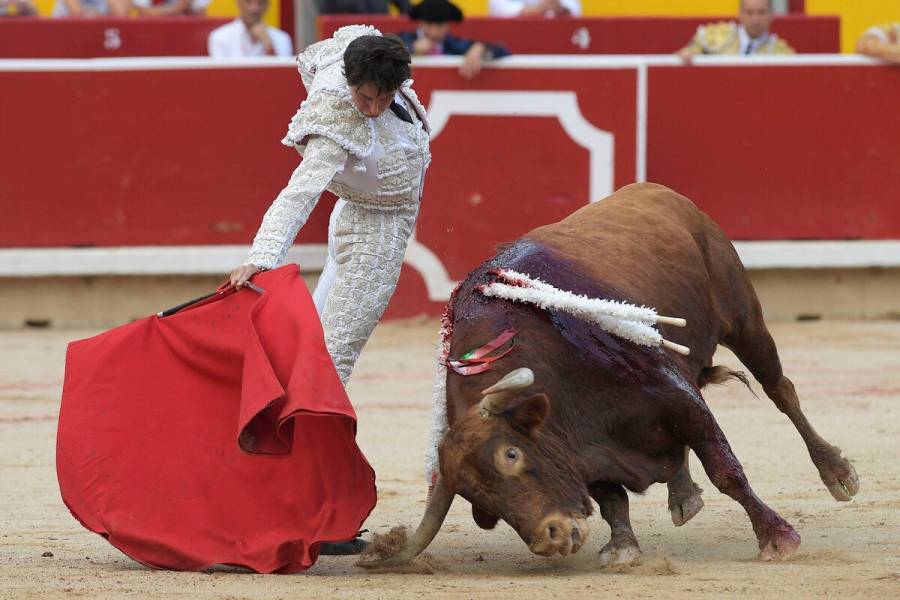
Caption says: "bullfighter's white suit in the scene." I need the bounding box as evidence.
[247,26,431,384]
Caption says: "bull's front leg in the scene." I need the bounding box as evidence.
[589,482,641,566]
[682,410,801,560]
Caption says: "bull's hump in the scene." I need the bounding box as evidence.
[487,239,628,302]
[456,239,666,386]
[489,239,565,279]
[524,186,704,267]
[450,239,558,324]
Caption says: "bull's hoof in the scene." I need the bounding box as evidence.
[599,539,641,567]
[357,554,410,569]
[817,450,860,502]
[758,525,801,561]
[356,526,416,568]
[320,538,369,556]
[669,492,704,527]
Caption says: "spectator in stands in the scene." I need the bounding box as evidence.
[1,0,37,15]
[398,0,509,79]
[208,0,293,57]
[319,0,409,15]
[131,0,208,16]
[51,0,129,16]
[677,0,794,63]
[489,0,579,18]
[856,22,900,63]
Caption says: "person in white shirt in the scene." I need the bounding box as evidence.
[489,0,580,18]
[208,0,293,58]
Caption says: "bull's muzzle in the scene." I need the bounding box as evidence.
[528,513,590,557]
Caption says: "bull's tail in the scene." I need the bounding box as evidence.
[698,365,756,397]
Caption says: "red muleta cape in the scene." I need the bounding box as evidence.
[56,265,376,573]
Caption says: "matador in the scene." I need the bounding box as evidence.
[234,26,431,384]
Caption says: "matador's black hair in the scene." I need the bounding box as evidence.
[343,35,412,93]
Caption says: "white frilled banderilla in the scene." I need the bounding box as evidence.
[477,268,691,356]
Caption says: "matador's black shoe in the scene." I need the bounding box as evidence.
[319,531,369,555]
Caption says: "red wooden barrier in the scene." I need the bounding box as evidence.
[0,62,317,246]
[0,17,230,58]
[647,64,900,240]
[0,14,838,59]
[1,56,896,316]
[318,15,840,54]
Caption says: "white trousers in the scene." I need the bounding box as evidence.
[312,198,418,384]
[312,199,346,315]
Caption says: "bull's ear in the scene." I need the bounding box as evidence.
[507,393,550,435]
[472,505,500,530]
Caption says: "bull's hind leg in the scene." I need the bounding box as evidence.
[589,482,641,566]
[667,447,704,526]
[726,321,859,501]
[681,406,801,560]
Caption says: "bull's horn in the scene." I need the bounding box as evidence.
[479,367,534,416]
[482,367,535,395]
[359,476,454,568]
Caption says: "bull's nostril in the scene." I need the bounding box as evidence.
[548,526,558,539]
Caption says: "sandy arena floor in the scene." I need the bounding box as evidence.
[1,319,899,599]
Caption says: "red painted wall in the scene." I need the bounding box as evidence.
[318,15,840,54]
[0,17,230,58]
[412,69,635,278]
[0,64,635,250]
[1,66,328,246]
[0,15,838,59]
[647,65,900,240]
[2,59,898,316]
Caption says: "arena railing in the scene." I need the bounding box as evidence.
[1,54,896,313]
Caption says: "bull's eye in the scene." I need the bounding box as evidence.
[494,445,525,475]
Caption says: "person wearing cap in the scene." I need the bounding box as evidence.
[398,0,510,80]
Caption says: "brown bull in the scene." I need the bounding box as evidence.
[368,183,858,566]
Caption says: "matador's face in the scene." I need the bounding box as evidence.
[350,83,395,119]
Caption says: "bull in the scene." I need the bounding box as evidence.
[367,183,858,566]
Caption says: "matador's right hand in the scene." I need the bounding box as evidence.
[230,263,261,289]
